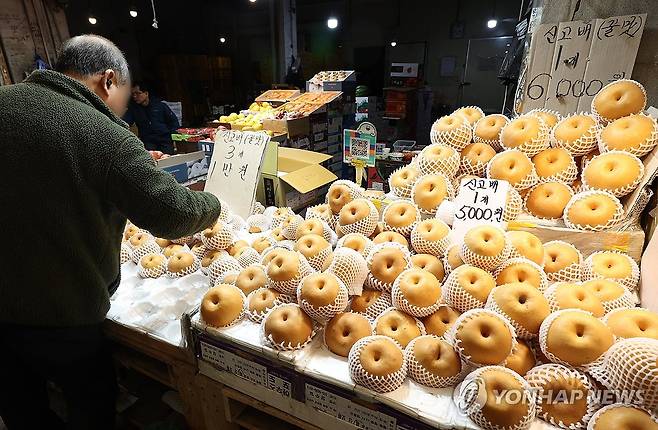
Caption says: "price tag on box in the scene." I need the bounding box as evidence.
[451,177,509,242]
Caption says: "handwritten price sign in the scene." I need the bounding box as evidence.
[205,130,270,218]
[452,178,509,241]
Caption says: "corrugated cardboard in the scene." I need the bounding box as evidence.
[156,150,207,183]
[256,143,337,210]
[262,116,310,138]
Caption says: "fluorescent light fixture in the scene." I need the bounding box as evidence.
[327,17,338,29]
[88,16,97,25]
[487,19,497,28]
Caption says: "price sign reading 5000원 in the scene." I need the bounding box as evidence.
[452,178,509,240]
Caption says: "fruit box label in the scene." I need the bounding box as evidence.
[452,178,509,241]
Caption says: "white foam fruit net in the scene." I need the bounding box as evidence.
[474,116,508,152]
[350,290,393,321]
[166,253,201,278]
[191,243,207,261]
[590,79,647,124]
[500,115,551,157]
[536,152,578,185]
[326,247,369,296]
[598,112,658,158]
[410,219,451,256]
[297,274,349,323]
[588,337,658,411]
[487,149,540,191]
[391,268,443,318]
[295,219,333,242]
[411,173,456,216]
[130,240,161,264]
[338,199,379,237]
[586,403,658,430]
[525,363,599,430]
[590,281,637,314]
[460,227,511,272]
[429,117,472,152]
[441,265,495,313]
[389,165,420,199]
[493,257,549,292]
[266,252,315,296]
[446,308,517,368]
[601,307,653,339]
[201,222,235,250]
[207,255,243,285]
[246,214,270,233]
[459,366,536,430]
[236,247,261,268]
[170,235,195,245]
[582,251,640,292]
[581,151,645,198]
[279,214,303,240]
[417,144,461,177]
[120,242,131,264]
[382,200,420,237]
[270,207,295,229]
[563,190,624,232]
[297,241,333,272]
[348,335,408,393]
[551,112,601,157]
[504,187,524,222]
[365,242,413,293]
[523,182,575,221]
[138,254,167,279]
[260,303,317,351]
[305,204,335,229]
[404,335,469,388]
[327,180,365,213]
[336,233,373,258]
[484,286,539,340]
[542,241,583,283]
[538,309,608,370]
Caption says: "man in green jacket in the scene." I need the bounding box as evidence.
[0,35,221,429]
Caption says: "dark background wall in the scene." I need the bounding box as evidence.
[63,0,523,124]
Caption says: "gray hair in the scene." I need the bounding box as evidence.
[54,34,130,84]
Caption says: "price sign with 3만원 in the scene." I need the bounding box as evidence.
[451,177,509,241]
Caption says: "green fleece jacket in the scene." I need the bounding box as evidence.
[0,70,221,327]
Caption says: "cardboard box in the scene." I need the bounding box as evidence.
[157,150,207,183]
[255,89,301,104]
[256,143,337,211]
[289,135,311,149]
[262,116,310,138]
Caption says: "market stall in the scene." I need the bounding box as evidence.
[110,73,658,430]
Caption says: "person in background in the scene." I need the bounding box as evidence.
[123,81,179,154]
[0,35,221,429]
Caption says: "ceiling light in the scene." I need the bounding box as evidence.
[390,41,397,47]
[88,16,97,25]
[129,9,138,18]
[487,19,497,29]
[249,0,257,2]
[327,17,338,29]
[220,37,226,43]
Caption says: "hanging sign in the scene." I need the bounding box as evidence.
[205,130,270,219]
[451,177,510,241]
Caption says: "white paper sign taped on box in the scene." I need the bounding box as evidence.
[449,177,509,242]
[205,130,270,219]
